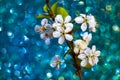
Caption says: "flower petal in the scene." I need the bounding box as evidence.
[65,23,73,33]
[81,23,87,31]
[89,27,96,32]
[40,33,46,39]
[92,45,96,53]
[45,38,50,45]
[80,40,88,50]
[74,40,82,46]
[88,20,96,28]
[80,14,86,18]
[34,25,40,32]
[93,57,99,64]
[58,36,65,44]
[89,57,94,66]
[55,15,63,23]
[95,51,100,56]
[50,62,56,68]
[65,16,71,23]
[53,31,61,38]
[84,48,92,56]
[74,47,79,54]
[81,59,87,67]
[41,18,48,26]
[82,32,88,40]
[65,34,73,41]
[52,23,61,29]
[78,54,86,60]
[45,24,52,29]
[56,26,64,32]
[75,16,84,24]
[87,33,92,42]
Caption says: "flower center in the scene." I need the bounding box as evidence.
[62,22,65,27]
[40,27,46,32]
[56,60,61,65]
[84,18,88,23]
[62,32,65,36]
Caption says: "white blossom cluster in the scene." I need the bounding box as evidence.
[35,14,100,68]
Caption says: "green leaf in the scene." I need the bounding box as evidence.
[36,14,50,19]
[51,2,58,14]
[56,7,69,19]
[43,4,48,12]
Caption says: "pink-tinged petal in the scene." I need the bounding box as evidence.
[58,36,65,44]
[95,51,100,56]
[78,54,86,60]
[92,45,96,53]
[41,18,48,26]
[53,31,61,38]
[65,34,73,41]
[45,38,50,45]
[65,16,71,23]
[65,23,73,33]
[81,59,87,67]
[75,16,84,24]
[34,25,40,32]
[88,20,96,28]
[81,23,87,31]
[89,27,96,32]
[45,24,52,29]
[74,47,79,54]
[55,15,63,23]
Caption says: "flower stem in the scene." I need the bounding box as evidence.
[45,0,55,21]
[66,40,82,80]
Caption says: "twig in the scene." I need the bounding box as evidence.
[66,40,82,80]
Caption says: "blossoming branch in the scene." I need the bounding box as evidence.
[34,0,101,80]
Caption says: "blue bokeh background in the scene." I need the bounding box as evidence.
[0,0,120,80]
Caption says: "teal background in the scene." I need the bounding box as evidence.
[0,0,120,80]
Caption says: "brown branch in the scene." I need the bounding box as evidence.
[45,0,55,21]
[66,40,82,80]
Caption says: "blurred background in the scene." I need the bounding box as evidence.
[0,0,120,80]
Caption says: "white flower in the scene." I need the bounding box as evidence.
[81,32,92,42]
[34,18,53,45]
[75,14,96,32]
[78,45,100,67]
[53,15,73,44]
[35,18,52,32]
[40,31,53,45]
[50,55,63,69]
[74,39,88,54]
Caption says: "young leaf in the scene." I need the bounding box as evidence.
[43,4,48,12]
[36,14,50,19]
[51,2,58,14]
[56,7,69,19]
